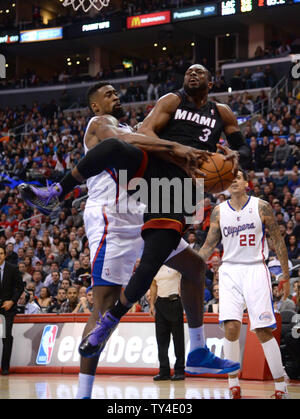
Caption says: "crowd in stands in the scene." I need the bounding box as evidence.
[229,65,278,91]
[0,55,194,92]
[242,91,300,170]
[253,42,292,60]
[0,53,286,95]
[1,55,224,99]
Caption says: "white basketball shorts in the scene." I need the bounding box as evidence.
[218,262,276,331]
[84,205,189,287]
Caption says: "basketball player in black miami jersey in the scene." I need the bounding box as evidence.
[139,63,250,168]
[19,70,247,373]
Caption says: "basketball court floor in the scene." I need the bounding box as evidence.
[0,374,299,399]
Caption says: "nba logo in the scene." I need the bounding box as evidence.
[36,325,58,365]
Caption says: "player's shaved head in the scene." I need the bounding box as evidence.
[183,64,213,96]
[187,64,212,82]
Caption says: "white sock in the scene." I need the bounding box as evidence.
[223,338,240,379]
[261,338,285,383]
[75,373,95,399]
[275,381,287,393]
[189,325,206,351]
[228,376,240,388]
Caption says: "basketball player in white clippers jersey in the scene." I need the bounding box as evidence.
[77,117,190,399]
[199,170,290,399]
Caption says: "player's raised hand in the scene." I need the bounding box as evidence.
[216,144,239,177]
[172,143,212,181]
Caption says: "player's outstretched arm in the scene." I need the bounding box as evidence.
[91,111,209,180]
[198,205,222,262]
[88,114,178,154]
[258,199,290,299]
[138,93,180,137]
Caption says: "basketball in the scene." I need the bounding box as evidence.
[199,152,235,194]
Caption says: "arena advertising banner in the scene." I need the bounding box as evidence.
[172,4,217,22]
[127,11,171,30]
[4,316,247,372]
[0,33,19,44]
[65,18,122,39]
[20,27,63,43]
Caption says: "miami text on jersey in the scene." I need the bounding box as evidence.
[174,108,216,128]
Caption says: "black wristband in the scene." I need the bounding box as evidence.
[226,131,246,149]
[226,131,250,165]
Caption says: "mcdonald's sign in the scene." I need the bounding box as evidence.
[127,11,171,29]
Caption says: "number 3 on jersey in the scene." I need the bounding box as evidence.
[240,234,255,246]
[199,128,211,142]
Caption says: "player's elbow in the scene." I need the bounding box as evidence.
[137,125,154,137]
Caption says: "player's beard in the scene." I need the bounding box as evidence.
[112,105,125,119]
[183,81,207,97]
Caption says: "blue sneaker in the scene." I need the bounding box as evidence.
[185,346,240,375]
[18,182,62,215]
[78,311,119,358]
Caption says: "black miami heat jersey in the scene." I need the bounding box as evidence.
[159,89,224,152]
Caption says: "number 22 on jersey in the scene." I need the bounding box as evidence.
[240,234,255,246]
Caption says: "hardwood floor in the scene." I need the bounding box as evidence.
[0,374,299,399]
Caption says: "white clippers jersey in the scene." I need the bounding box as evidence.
[219,196,268,264]
[84,120,144,233]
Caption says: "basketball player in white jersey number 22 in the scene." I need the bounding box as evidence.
[199,170,290,399]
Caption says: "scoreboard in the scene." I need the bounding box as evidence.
[221,0,237,15]
[221,0,298,16]
[241,0,253,12]
[258,0,286,5]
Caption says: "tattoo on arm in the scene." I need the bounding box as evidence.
[259,200,290,278]
[198,206,221,262]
